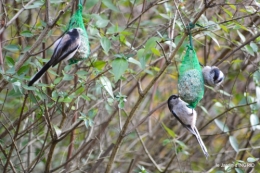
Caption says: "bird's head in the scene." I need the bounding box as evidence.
[211,66,224,86]
[203,66,224,86]
[167,95,179,107]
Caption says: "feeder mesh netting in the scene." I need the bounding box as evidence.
[178,45,204,108]
[67,4,90,64]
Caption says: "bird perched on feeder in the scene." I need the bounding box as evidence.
[202,66,224,87]
[28,28,84,86]
[168,94,209,159]
[28,2,90,86]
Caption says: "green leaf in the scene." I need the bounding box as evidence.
[76,70,88,80]
[151,48,161,56]
[224,164,232,172]
[64,64,72,72]
[199,106,209,115]
[244,45,254,56]
[162,123,176,138]
[162,139,171,146]
[100,37,111,54]
[253,70,260,86]
[119,34,126,44]
[128,57,141,68]
[215,171,224,173]
[215,119,229,132]
[60,97,73,103]
[118,100,125,109]
[21,30,33,37]
[23,85,36,90]
[245,6,256,13]
[229,136,239,152]
[6,67,16,74]
[5,56,15,67]
[205,31,220,47]
[74,87,84,96]
[221,7,233,18]
[79,112,87,119]
[112,57,128,82]
[144,37,160,53]
[88,108,98,118]
[12,81,23,94]
[235,168,244,173]
[53,77,62,85]
[137,49,151,69]
[102,0,120,12]
[50,0,64,3]
[17,65,29,75]
[95,17,109,28]
[231,59,243,65]
[93,60,106,70]
[250,114,259,131]
[106,25,124,34]
[228,3,236,10]
[250,42,258,52]
[100,76,114,98]
[214,101,224,108]
[86,0,99,10]
[256,86,260,107]
[237,30,245,42]
[4,44,20,52]
[247,157,259,162]
[62,73,74,81]
[53,125,62,137]
[52,90,58,99]
[25,1,44,9]
[81,94,91,101]
[220,24,229,33]
[137,49,145,69]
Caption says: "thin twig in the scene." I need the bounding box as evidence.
[3,94,28,172]
[136,128,162,172]
[200,102,257,130]
[125,100,167,136]
[0,0,35,34]
[213,32,260,66]
[89,144,115,172]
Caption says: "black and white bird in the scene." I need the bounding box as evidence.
[167,95,209,159]
[28,28,83,86]
[202,66,224,87]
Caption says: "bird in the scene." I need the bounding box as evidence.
[167,94,209,159]
[28,28,83,86]
[202,66,224,87]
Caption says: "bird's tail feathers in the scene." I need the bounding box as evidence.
[28,62,51,86]
[193,126,209,159]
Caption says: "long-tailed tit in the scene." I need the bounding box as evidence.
[202,66,224,87]
[167,95,209,159]
[28,28,83,86]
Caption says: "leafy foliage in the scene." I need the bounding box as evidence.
[0,0,260,172]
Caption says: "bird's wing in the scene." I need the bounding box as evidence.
[49,30,80,67]
[169,108,195,134]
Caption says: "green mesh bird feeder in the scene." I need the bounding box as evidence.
[67,1,90,64]
[178,25,204,108]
